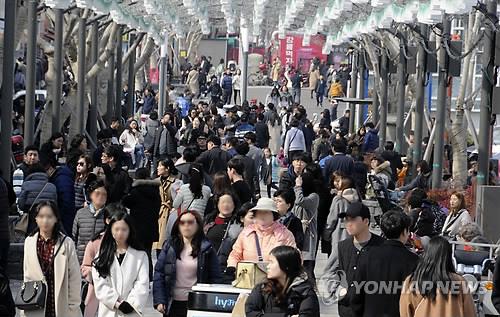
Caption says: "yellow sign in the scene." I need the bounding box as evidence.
[180,50,187,58]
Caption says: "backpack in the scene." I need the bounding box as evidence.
[317,140,331,161]
[423,201,447,234]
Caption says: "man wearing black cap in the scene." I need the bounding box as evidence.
[323,202,384,317]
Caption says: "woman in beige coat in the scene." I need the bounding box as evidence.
[152,159,182,254]
[400,236,475,317]
[186,67,200,97]
[21,201,81,317]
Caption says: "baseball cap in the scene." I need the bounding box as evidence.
[339,202,371,220]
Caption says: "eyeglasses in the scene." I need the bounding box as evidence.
[179,219,196,226]
[77,162,86,167]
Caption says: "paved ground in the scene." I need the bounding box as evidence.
[11,85,345,316]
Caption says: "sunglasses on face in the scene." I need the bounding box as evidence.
[77,162,86,167]
[179,219,196,226]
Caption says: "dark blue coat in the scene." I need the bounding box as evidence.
[363,129,379,153]
[49,165,75,237]
[152,238,221,313]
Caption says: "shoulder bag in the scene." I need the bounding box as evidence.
[15,235,67,310]
[15,182,50,235]
[232,232,268,289]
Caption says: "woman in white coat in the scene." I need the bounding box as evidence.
[21,200,82,317]
[92,207,149,317]
[119,119,145,169]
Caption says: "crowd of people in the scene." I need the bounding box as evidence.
[1,57,500,317]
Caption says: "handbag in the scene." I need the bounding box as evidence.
[15,182,50,235]
[15,235,67,310]
[232,232,268,289]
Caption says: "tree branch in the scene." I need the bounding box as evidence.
[134,37,156,74]
[122,33,145,65]
[86,22,119,81]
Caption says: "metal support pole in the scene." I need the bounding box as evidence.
[395,37,407,153]
[158,38,167,116]
[432,15,451,189]
[89,21,99,146]
[477,0,497,188]
[357,53,366,129]
[24,0,38,146]
[106,52,115,122]
[115,25,123,118]
[0,0,16,176]
[127,33,136,115]
[53,9,64,133]
[372,90,379,126]
[241,51,249,103]
[379,51,389,148]
[414,24,428,167]
[348,51,358,134]
[76,16,86,134]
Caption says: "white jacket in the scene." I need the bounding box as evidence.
[92,247,150,317]
[119,129,144,153]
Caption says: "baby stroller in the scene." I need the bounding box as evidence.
[368,174,403,225]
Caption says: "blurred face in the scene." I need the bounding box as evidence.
[193,118,201,128]
[292,159,306,175]
[254,210,274,228]
[76,159,88,174]
[101,153,111,165]
[197,137,207,149]
[191,110,198,119]
[267,254,285,280]
[264,149,272,158]
[157,163,169,177]
[345,216,368,236]
[130,121,138,130]
[179,213,198,239]
[450,194,461,210]
[241,212,254,227]
[334,177,342,190]
[371,160,379,170]
[79,139,88,151]
[24,150,39,165]
[52,137,64,149]
[90,186,107,208]
[111,220,130,245]
[274,196,290,216]
[111,121,120,129]
[35,206,57,234]
[218,194,235,218]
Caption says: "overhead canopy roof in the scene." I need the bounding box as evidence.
[44,0,484,51]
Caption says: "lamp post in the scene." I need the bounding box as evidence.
[240,26,249,103]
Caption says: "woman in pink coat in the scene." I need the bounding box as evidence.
[80,204,117,317]
[227,197,296,269]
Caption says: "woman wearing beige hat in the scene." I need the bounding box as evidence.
[227,197,296,270]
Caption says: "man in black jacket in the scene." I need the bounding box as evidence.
[196,135,230,177]
[323,202,384,317]
[351,210,419,317]
[322,140,354,184]
[150,112,178,163]
[380,141,403,182]
[254,113,270,149]
[101,145,132,203]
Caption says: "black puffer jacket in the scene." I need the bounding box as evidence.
[72,205,106,263]
[246,274,320,317]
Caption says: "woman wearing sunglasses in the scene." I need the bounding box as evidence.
[153,211,221,317]
[74,155,96,211]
